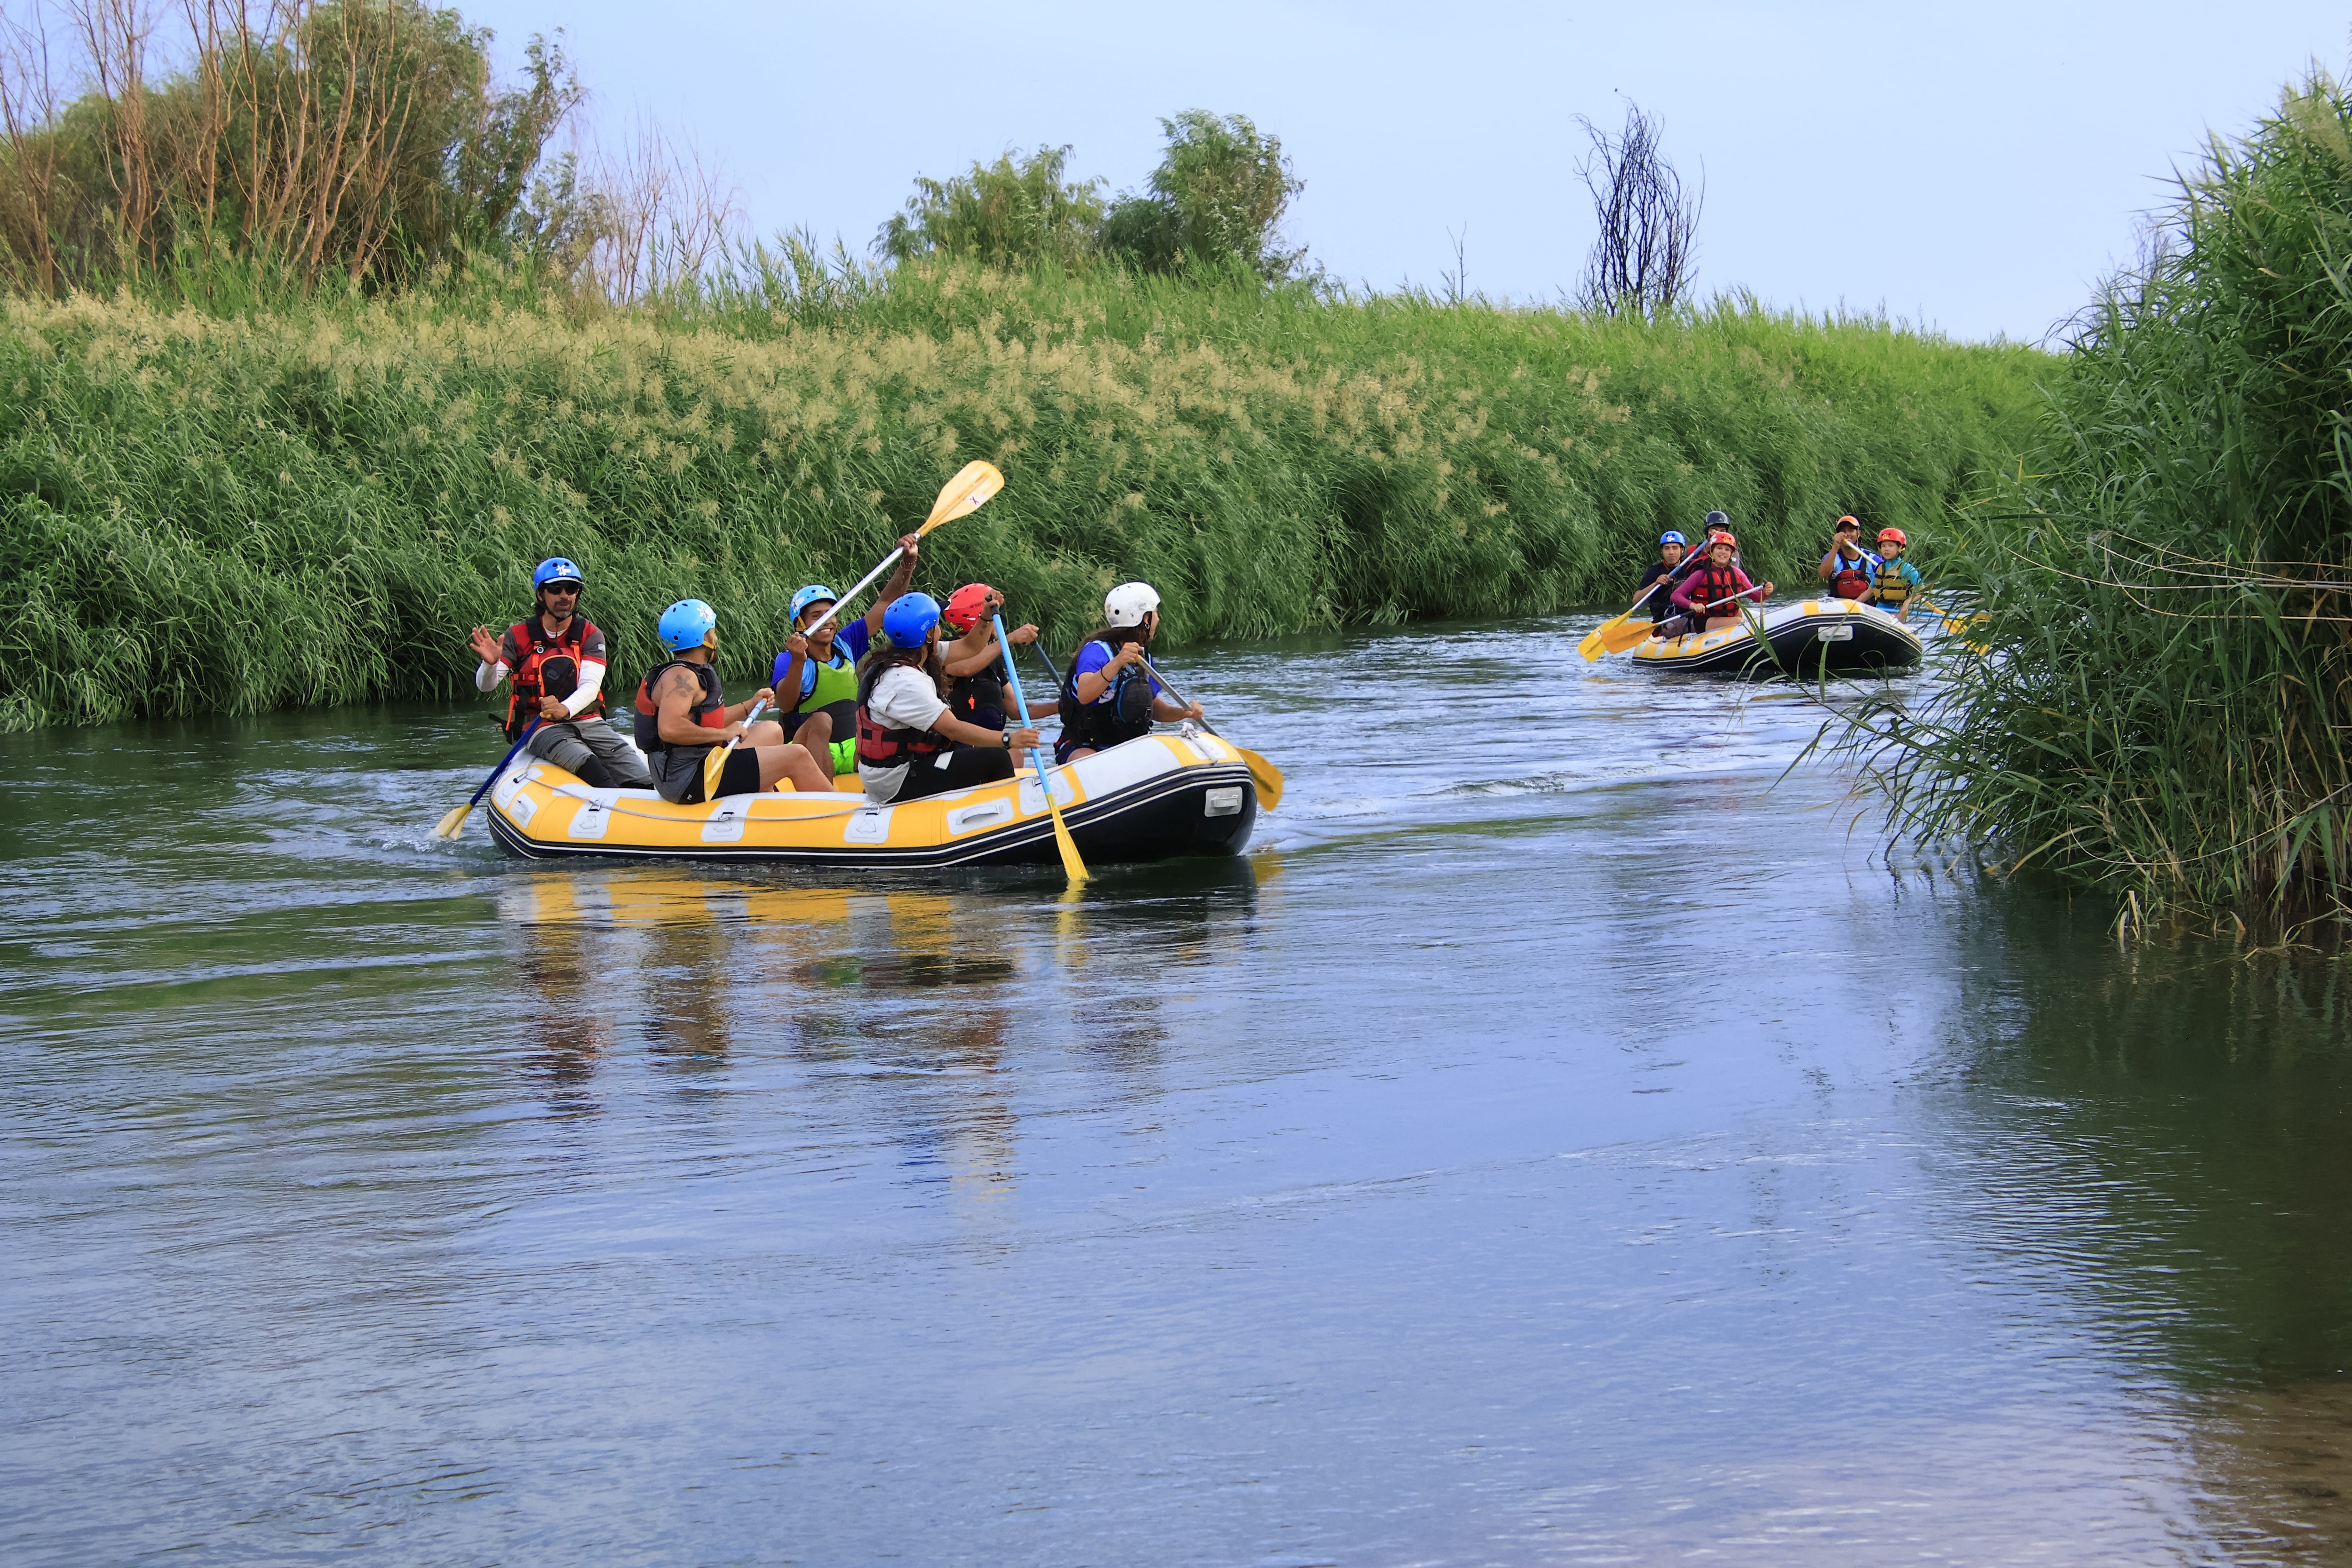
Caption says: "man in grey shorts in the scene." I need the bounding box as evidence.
[467,557,652,790]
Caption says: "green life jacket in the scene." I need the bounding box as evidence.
[795,647,858,715]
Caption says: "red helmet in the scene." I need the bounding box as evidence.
[1708,530,1738,549]
[1877,527,1908,546]
[943,582,995,633]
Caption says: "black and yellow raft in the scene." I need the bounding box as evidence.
[1630,597,1924,675]
[484,728,1259,867]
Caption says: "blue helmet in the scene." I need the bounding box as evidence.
[656,598,717,653]
[1659,531,1687,547]
[534,557,584,590]
[881,591,941,648]
[789,583,839,623]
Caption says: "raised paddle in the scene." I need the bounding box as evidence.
[432,719,541,840]
[703,461,1006,798]
[993,612,1086,884]
[1136,654,1285,811]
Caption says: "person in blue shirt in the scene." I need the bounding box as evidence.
[1054,581,1203,764]
[771,533,919,781]
[1871,527,1926,621]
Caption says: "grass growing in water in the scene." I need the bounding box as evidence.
[1850,70,2352,928]
[0,259,2048,731]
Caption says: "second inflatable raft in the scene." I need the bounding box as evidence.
[1630,597,1923,675]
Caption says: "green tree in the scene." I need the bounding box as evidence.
[876,143,1105,269]
[1104,110,1302,279]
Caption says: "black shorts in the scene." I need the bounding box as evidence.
[675,746,763,804]
[890,745,1016,802]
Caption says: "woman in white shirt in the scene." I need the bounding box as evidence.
[855,591,1044,804]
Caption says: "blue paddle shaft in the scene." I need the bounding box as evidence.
[991,614,1052,780]
[470,719,543,808]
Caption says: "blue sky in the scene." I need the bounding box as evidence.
[460,0,2350,343]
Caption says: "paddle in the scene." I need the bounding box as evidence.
[1580,573,1679,661]
[432,719,541,840]
[993,613,1085,884]
[699,697,768,801]
[1136,654,1284,811]
[703,461,1006,799]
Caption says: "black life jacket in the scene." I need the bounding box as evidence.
[503,615,602,740]
[1057,641,1156,751]
[631,659,725,758]
[1828,549,1875,600]
[856,661,954,769]
[948,657,1009,732]
[1690,563,1748,617]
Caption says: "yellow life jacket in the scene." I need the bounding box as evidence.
[1875,559,1914,606]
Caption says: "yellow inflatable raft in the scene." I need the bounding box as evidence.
[483,727,1259,868]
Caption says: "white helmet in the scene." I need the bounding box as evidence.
[1104,581,1161,629]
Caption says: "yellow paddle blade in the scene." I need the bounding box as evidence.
[1049,800,1088,884]
[1578,608,1633,662]
[431,801,472,840]
[701,740,732,801]
[1596,614,1662,655]
[1238,745,1284,811]
[919,460,1004,534]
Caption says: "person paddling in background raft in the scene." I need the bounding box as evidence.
[467,557,652,790]
[634,598,838,803]
[1635,531,1689,633]
[941,583,1060,733]
[856,592,1044,804]
[1818,515,1880,602]
[1056,582,1204,764]
[1668,532,1774,632]
[1872,528,1923,621]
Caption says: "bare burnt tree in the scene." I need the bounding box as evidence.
[1577,100,1701,317]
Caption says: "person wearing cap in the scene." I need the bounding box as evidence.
[1055,582,1205,764]
[1669,533,1773,631]
[1872,528,1924,621]
[940,583,1059,734]
[1818,515,1880,601]
[634,598,837,803]
[855,591,1044,804]
[770,533,921,780]
[465,557,651,789]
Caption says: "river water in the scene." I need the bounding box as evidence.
[8,616,2352,1566]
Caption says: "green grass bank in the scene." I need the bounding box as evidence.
[0,261,2050,731]
[1855,72,2352,927]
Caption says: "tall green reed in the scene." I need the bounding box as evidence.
[1848,70,2352,928]
[0,257,2047,732]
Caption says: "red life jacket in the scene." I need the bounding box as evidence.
[1828,550,1874,600]
[503,615,603,740]
[856,663,953,770]
[1690,563,1747,617]
[632,659,726,759]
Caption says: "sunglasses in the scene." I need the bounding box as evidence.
[542,582,581,594]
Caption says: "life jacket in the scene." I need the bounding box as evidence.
[502,615,602,740]
[1828,549,1875,600]
[1875,558,1914,606]
[793,646,859,716]
[631,659,725,758]
[1057,641,1156,751]
[948,655,1010,732]
[856,662,954,769]
[1690,563,1748,618]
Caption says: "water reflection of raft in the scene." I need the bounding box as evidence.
[484,728,1258,867]
[1630,598,1924,675]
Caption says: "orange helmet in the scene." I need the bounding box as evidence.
[1835,514,1861,531]
[1708,529,1737,549]
[1877,527,1907,546]
[943,582,995,633]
